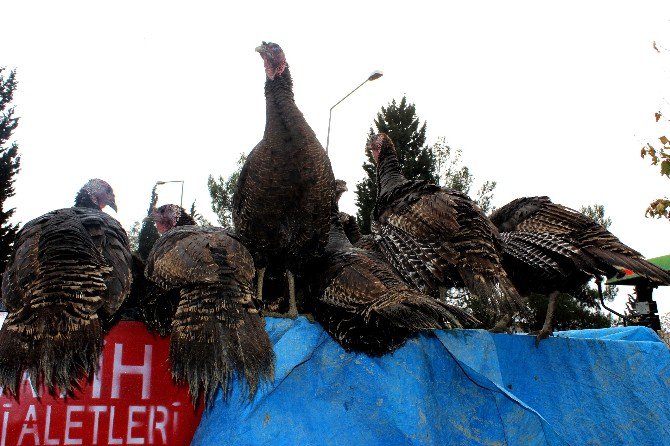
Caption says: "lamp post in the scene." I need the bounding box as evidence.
[326,70,383,153]
[155,180,184,208]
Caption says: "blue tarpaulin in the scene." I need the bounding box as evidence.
[192,318,670,446]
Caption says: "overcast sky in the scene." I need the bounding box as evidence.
[2,1,670,316]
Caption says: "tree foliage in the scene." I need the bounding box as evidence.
[189,201,211,226]
[641,111,670,219]
[208,153,246,230]
[432,137,497,214]
[128,221,141,252]
[580,204,612,229]
[0,68,21,273]
[355,97,497,232]
[136,185,160,261]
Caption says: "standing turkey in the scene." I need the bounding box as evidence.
[489,196,670,344]
[233,41,335,317]
[146,204,274,404]
[369,133,524,328]
[310,205,479,354]
[0,179,131,395]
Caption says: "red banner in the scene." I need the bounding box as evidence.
[0,321,203,445]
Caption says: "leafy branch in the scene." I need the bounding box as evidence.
[641,111,670,219]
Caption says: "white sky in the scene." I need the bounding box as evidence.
[2,1,670,317]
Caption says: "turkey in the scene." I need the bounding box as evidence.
[369,133,524,328]
[146,204,274,404]
[310,205,479,355]
[233,41,335,318]
[335,179,382,255]
[0,179,131,395]
[335,179,362,244]
[489,196,670,344]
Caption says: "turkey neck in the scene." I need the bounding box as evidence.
[74,190,97,210]
[376,149,407,197]
[176,213,197,227]
[263,66,314,143]
[326,207,352,252]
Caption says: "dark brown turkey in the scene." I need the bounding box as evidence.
[489,196,670,344]
[232,41,335,317]
[369,133,524,328]
[145,205,274,405]
[0,179,131,395]
[310,206,479,355]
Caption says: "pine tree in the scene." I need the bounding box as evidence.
[355,97,436,233]
[189,201,211,226]
[0,68,21,273]
[136,185,159,260]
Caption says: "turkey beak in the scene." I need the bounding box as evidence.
[255,45,267,56]
[108,197,118,212]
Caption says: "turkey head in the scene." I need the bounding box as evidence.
[369,133,394,164]
[335,179,348,202]
[74,178,118,211]
[150,204,196,234]
[256,41,287,80]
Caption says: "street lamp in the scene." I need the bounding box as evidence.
[326,70,383,153]
[155,180,184,208]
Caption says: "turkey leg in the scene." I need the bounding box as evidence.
[256,267,266,302]
[535,290,559,347]
[260,268,299,319]
[286,270,298,319]
[489,314,511,333]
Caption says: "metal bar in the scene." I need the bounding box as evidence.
[325,78,370,153]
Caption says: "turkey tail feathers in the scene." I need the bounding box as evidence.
[586,247,670,285]
[169,285,274,406]
[455,262,526,321]
[374,291,480,330]
[0,210,111,396]
[0,307,103,396]
[317,289,479,355]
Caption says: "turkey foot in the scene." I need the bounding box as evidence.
[535,291,558,347]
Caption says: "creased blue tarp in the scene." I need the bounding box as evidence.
[192,318,670,446]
